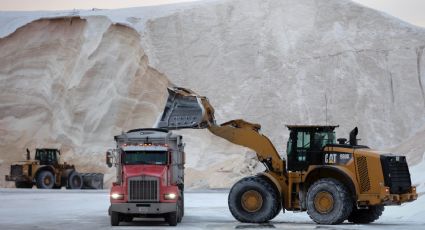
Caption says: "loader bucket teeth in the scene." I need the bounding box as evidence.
[155,87,212,129]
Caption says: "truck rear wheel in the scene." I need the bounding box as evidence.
[36,171,55,189]
[228,176,280,223]
[111,211,120,226]
[15,181,33,188]
[67,171,83,189]
[166,212,178,226]
[307,178,353,224]
[347,205,384,223]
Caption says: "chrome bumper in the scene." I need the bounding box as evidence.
[109,202,177,215]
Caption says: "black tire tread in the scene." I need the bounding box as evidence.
[228,176,280,223]
[167,212,178,226]
[36,171,55,189]
[307,178,353,225]
[67,171,83,189]
[111,211,120,226]
[177,197,183,223]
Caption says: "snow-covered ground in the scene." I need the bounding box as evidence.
[0,189,423,230]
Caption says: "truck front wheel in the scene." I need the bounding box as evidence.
[111,211,120,226]
[177,198,183,223]
[228,176,280,223]
[166,212,178,226]
[347,205,384,223]
[307,178,353,224]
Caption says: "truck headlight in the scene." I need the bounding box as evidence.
[164,193,177,200]
[111,193,124,200]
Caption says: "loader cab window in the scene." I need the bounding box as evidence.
[123,151,168,165]
[287,128,336,171]
[35,149,58,165]
[287,131,310,170]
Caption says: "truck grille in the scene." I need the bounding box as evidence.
[128,176,159,202]
[10,165,23,177]
[380,155,411,194]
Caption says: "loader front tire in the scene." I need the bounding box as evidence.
[36,171,55,189]
[347,205,384,224]
[228,176,280,223]
[307,178,353,224]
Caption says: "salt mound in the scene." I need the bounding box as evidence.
[0,17,169,187]
[1,0,425,188]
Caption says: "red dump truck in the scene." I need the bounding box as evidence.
[106,128,185,226]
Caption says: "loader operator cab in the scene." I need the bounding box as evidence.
[34,148,60,165]
[286,125,337,171]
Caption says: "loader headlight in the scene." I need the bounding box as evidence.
[111,193,124,200]
[164,193,177,200]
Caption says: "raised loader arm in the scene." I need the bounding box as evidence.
[155,87,285,173]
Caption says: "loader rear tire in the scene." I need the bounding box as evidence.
[67,171,83,189]
[307,178,353,225]
[228,176,280,223]
[111,211,120,226]
[15,181,33,188]
[36,171,55,189]
[347,205,384,224]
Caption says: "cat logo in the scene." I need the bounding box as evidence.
[324,153,352,165]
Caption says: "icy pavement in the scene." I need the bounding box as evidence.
[0,189,423,230]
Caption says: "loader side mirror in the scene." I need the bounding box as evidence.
[106,150,113,168]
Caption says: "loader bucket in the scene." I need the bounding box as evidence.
[155,87,215,129]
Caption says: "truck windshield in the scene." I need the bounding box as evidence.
[123,151,168,165]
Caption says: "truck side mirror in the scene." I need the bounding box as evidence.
[106,150,113,168]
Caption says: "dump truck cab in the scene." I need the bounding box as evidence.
[107,128,185,226]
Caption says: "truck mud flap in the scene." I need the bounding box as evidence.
[81,173,104,189]
[155,87,213,129]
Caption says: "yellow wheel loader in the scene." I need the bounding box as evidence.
[5,148,104,189]
[155,87,417,224]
